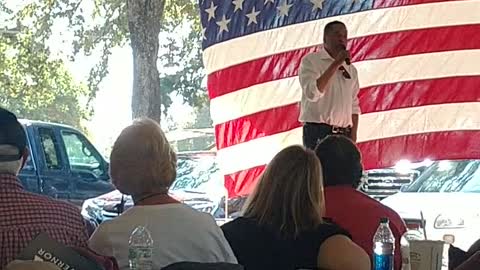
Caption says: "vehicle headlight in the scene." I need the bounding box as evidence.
[434,214,465,229]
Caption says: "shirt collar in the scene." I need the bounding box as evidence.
[0,173,24,191]
[318,47,335,60]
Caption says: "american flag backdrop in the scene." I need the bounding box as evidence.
[199,0,480,198]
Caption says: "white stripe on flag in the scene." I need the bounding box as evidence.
[203,0,480,74]
[211,77,300,125]
[216,102,480,175]
[210,49,480,125]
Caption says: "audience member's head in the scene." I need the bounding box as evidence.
[109,118,177,198]
[314,135,363,188]
[242,145,324,237]
[0,108,28,175]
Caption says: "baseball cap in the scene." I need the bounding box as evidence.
[0,107,27,161]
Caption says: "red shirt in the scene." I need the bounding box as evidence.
[0,174,89,268]
[325,186,407,270]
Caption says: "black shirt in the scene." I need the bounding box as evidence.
[221,217,351,270]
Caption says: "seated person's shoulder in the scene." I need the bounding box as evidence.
[29,194,85,224]
[364,198,406,230]
[19,190,82,216]
[221,217,273,245]
[178,204,217,222]
[44,196,82,214]
[374,201,404,222]
[221,217,256,234]
[318,234,371,270]
[314,219,351,237]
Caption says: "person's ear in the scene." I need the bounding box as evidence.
[20,148,29,169]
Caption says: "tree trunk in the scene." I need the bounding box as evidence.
[127,0,165,123]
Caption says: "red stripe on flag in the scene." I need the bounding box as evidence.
[215,103,301,150]
[225,165,266,198]
[373,0,460,9]
[207,47,313,99]
[224,130,480,198]
[208,24,480,99]
[215,76,480,150]
[359,76,480,114]
[359,130,480,170]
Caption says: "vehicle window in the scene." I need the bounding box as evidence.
[404,160,480,192]
[61,131,103,177]
[22,153,35,171]
[171,155,222,193]
[38,128,63,170]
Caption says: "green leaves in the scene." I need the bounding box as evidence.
[0,32,88,130]
[1,0,207,126]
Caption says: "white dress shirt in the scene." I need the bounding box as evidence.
[88,203,237,270]
[298,48,361,127]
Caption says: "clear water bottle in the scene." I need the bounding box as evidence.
[128,226,154,270]
[373,217,395,270]
[400,233,411,270]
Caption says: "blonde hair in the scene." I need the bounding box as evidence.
[110,118,177,196]
[242,145,325,237]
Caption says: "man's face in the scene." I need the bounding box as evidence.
[324,24,348,51]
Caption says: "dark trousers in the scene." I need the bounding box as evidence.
[302,123,352,150]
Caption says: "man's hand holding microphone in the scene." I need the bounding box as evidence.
[334,45,351,66]
[315,44,352,93]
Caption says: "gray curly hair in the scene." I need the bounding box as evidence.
[109,118,177,196]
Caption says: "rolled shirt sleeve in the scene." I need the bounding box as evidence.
[299,55,325,102]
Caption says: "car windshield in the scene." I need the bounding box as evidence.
[169,154,223,194]
[403,160,480,193]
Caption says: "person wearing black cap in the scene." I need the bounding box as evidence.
[0,108,89,269]
[0,108,29,173]
[314,135,406,270]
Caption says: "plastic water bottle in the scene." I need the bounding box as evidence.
[128,226,153,270]
[400,233,411,270]
[373,217,395,270]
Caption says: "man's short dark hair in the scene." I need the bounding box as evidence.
[314,135,363,188]
[324,21,346,36]
[0,107,27,161]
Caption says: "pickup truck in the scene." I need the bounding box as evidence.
[17,119,115,206]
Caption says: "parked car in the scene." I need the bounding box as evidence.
[17,119,115,206]
[81,151,232,224]
[360,160,430,200]
[382,159,480,250]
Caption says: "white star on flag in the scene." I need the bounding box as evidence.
[205,2,217,22]
[232,0,245,12]
[201,27,207,40]
[246,6,261,26]
[216,15,231,34]
[277,2,293,17]
[264,0,275,5]
[310,0,325,11]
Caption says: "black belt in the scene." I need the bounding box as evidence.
[305,122,352,134]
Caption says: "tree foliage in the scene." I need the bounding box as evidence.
[1,0,208,128]
[159,18,207,113]
[0,21,88,129]
[12,0,206,116]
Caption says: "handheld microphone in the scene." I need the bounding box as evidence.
[340,45,351,65]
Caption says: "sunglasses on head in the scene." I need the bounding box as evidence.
[339,66,351,79]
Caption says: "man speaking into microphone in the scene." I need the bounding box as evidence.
[298,21,360,149]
